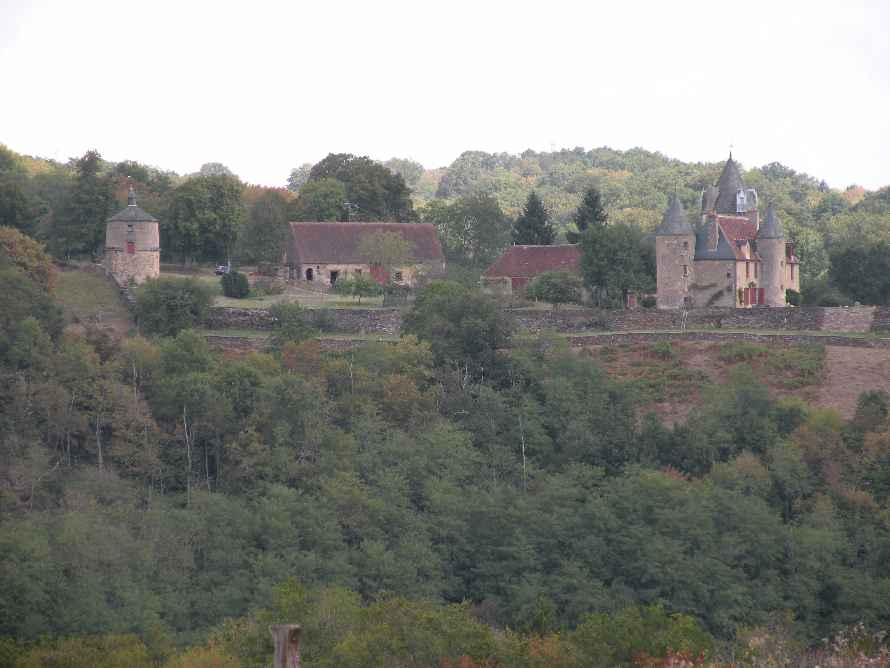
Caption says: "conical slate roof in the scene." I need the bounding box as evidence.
[713,154,745,214]
[655,195,693,236]
[757,204,785,239]
[108,187,158,223]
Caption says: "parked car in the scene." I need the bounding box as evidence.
[215,265,230,275]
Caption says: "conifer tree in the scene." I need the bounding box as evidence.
[569,186,607,242]
[53,150,115,258]
[512,191,555,245]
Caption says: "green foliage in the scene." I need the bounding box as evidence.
[718,342,768,363]
[402,281,513,376]
[829,239,890,304]
[15,634,153,668]
[786,288,802,306]
[133,277,213,336]
[238,189,289,263]
[567,186,607,242]
[422,193,511,268]
[0,265,64,364]
[513,191,556,245]
[580,223,655,306]
[290,178,347,221]
[309,153,416,222]
[164,174,245,263]
[286,162,313,192]
[269,301,317,348]
[571,604,715,667]
[0,226,56,291]
[220,270,250,298]
[51,150,115,258]
[332,274,383,303]
[526,270,582,309]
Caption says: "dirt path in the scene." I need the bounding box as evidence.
[816,346,890,418]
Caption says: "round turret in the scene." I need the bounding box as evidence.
[103,188,160,286]
[756,204,787,305]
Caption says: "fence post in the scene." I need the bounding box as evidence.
[270,624,301,668]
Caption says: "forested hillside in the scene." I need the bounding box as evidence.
[3,228,890,665]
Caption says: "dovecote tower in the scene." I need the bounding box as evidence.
[104,186,160,286]
[655,195,695,309]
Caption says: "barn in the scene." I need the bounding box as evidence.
[481,244,582,297]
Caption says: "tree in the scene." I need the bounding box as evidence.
[308,153,416,222]
[402,281,513,379]
[829,240,890,305]
[567,186,607,242]
[221,270,250,298]
[239,190,289,263]
[383,158,424,188]
[358,231,414,278]
[526,271,582,309]
[290,178,346,222]
[0,226,56,291]
[580,223,655,306]
[332,274,383,303]
[286,163,313,192]
[133,277,214,336]
[424,194,510,268]
[513,192,555,245]
[269,301,317,349]
[165,175,246,263]
[53,150,115,258]
[197,162,236,178]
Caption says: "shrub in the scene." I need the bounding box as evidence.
[0,226,56,292]
[133,277,213,337]
[269,301,317,349]
[641,295,657,308]
[309,308,338,333]
[526,270,583,309]
[650,341,676,361]
[718,341,768,363]
[785,288,801,306]
[333,275,384,303]
[253,276,285,296]
[221,270,250,298]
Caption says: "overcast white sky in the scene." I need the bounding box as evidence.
[1,0,888,189]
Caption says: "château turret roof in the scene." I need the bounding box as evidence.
[713,154,746,215]
[655,195,693,236]
[108,187,158,223]
[757,204,785,239]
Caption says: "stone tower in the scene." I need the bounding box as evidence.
[756,204,786,306]
[104,186,160,286]
[655,195,696,309]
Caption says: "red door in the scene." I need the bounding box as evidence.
[758,288,765,305]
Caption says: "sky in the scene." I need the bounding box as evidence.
[1,0,888,190]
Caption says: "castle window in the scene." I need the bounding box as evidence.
[726,272,731,279]
[683,241,689,250]
[745,262,750,279]
[682,265,688,277]
[394,270,404,282]
[127,224,134,232]
[126,241,135,255]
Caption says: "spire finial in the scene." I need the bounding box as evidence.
[729,143,734,160]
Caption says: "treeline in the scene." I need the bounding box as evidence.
[4,142,890,303]
[3,237,890,664]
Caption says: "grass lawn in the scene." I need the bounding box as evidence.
[54,268,131,326]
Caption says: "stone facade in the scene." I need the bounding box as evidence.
[103,188,160,286]
[655,155,800,310]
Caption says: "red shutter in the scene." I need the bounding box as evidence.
[758,288,765,304]
[126,241,135,255]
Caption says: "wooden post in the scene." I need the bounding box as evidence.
[270,624,301,668]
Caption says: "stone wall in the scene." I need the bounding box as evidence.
[207,304,887,337]
[206,307,402,335]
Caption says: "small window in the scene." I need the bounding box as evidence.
[682,265,688,277]
[127,224,134,232]
[394,271,403,282]
[126,241,135,255]
[683,241,689,250]
[726,272,731,279]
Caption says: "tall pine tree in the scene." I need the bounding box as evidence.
[512,191,555,245]
[568,186,607,242]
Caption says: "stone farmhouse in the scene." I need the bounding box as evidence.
[281,222,445,287]
[655,154,800,309]
[104,187,160,286]
[482,244,582,297]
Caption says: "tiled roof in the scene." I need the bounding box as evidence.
[286,222,444,265]
[717,216,757,242]
[483,244,581,278]
[108,187,158,223]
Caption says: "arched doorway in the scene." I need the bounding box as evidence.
[305,268,314,281]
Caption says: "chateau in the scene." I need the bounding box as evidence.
[103,187,160,286]
[655,155,800,309]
